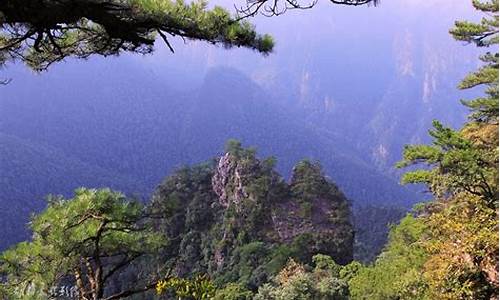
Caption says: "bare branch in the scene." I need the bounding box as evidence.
[236,0,378,19]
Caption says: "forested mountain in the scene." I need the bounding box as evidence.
[0,0,497,299]
[0,0,478,251]
[0,133,142,246]
[151,142,354,289]
[0,143,359,299]
[0,60,417,250]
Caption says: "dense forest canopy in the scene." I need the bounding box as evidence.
[150,142,354,287]
[0,0,498,299]
[0,143,357,299]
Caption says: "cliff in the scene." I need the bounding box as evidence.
[151,141,354,289]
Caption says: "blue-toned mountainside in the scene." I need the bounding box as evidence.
[0,0,479,253]
[0,0,497,298]
[0,62,416,250]
[0,133,142,245]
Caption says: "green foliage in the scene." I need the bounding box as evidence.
[264,245,296,275]
[151,142,354,292]
[253,283,275,300]
[225,140,257,160]
[422,195,498,300]
[0,188,165,299]
[316,277,349,300]
[156,275,216,300]
[349,215,429,300]
[272,272,315,300]
[353,205,406,263]
[397,120,498,206]
[291,160,331,201]
[254,256,354,300]
[390,2,499,298]
[398,0,499,205]
[0,0,274,71]
[151,163,216,276]
[215,242,272,289]
[313,254,341,277]
[450,0,499,47]
[339,261,363,282]
[214,283,253,300]
[450,0,499,123]
[299,201,313,218]
[290,159,354,264]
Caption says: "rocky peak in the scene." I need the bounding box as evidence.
[211,152,250,208]
[153,142,355,279]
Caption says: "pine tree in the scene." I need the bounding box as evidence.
[0,188,166,299]
[0,0,381,72]
[394,1,499,298]
[450,0,499,124]
[0,0,274,71]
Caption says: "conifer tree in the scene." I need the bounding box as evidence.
[0,0,274,71]
[450,0,499,124]
[0,0,379,72]
[394,1,499,298]
[0,188,166,299]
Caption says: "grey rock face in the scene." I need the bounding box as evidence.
[212,153,250,209]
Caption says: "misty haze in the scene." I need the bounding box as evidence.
[0,0,497,299]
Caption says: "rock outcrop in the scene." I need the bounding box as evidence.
[212,153,250,209]
[152,142,354,285]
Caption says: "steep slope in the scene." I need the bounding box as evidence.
[0,133,142,249]
[177,67,419,206]
[1,1,477,254]
[158,0,478,174]
[151,142,354,289]
[0,62,418,251]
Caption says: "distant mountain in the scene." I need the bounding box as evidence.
[141,0,479,173]
[0,63,418,251]
[176,67,419,206]
[0,0,478,251]
[0,133,142,247]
